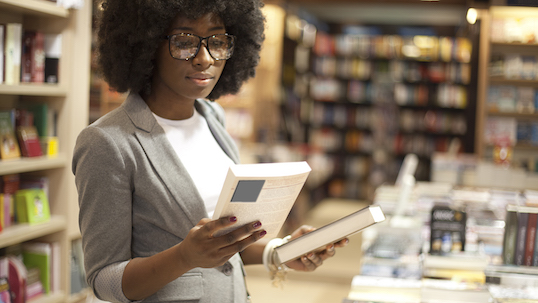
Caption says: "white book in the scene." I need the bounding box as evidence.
[5,23,22,85]
[212,161,311,239]
[274,205,386,264]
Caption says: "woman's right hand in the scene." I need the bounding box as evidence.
[177,216,266,270]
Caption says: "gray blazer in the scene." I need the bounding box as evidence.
[72,92,249,303]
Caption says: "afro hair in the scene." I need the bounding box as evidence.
[95,0,265,100]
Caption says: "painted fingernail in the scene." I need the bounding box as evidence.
[229,216,237,222]
[307,253,314,259]
[260,230,267,237]
[328,245,335,251]
[302,256,308,262]
[253,221,262,228]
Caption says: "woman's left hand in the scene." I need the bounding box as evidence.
[283,225,349,272]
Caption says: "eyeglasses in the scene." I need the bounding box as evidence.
[164,33,235,61]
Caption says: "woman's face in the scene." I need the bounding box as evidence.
[151,12,227,108]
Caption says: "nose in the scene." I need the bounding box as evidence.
[192,41,214,68]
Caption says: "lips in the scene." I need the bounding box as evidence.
[187,73,214,86]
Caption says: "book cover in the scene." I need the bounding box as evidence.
[7,256,26,303]
[525,212,538,266]
[14,188,50,225]
[21,31,45,83]
[4,23,22,85]
[274,205,385,264]
[22,242,51,294]
[502,205,518,265]
[16,126,43,157]
[515,210,529,266]
[212,161,311,239]
[0,111,21,160]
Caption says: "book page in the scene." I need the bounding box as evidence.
[212,162,311,238]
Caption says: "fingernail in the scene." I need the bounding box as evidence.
[328,245,334,251]
[307,253,314,259]
[260,230,267,237]
[253,221,262,228]
[229,216,237,222]
[302,256,308,262]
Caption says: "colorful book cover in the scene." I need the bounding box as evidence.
[14,189,50,225]
[16,126,43,157]
[0,111,21,160]
[22,242,51,294]
[4,23,22,85]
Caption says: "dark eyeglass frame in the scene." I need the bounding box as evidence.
[163,33,236,61]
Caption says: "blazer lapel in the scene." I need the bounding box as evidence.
[122,93,207,227]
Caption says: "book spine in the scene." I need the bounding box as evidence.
[502,208,518,265]
[5,23,22,85]
[515,211,529,266]
[0,24,4,84]
[525,213,538,266]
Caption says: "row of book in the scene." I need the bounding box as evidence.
[490,17,538,45]
[307,102,467,135]
[309,77,468,109]
[314,57,471,85]
[487,85,538,114]
[308,127,462,157]
[313,32,472,63]
[485,117,538,146]
[490,54,538,81]
[0,105,58,161]
[1,24,61,85]
[0,174,52,230]
[503,204,538,267]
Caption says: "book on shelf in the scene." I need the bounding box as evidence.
[0,111,21,160]
[14,188,51,225]
[44,34,62,84]
[274,205,385,264]
[212,161,311,239]
[16,126,43,158]
[0,24,4,84]
[4,23,22,85]
[21,31,45,83]
[22,242,53,294]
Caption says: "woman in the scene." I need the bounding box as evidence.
[73,1,347,302]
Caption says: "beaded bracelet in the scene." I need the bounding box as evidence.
[262,235,291,287]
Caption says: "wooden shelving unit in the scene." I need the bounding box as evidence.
[0,0,91,302]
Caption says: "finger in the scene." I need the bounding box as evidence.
[219,229,267,256]
[300,255,317,271]
[334,238,349,247]
[203,216,238,237]
[318,245,336,260]
[306,252,323,267]
[216,220,263,246]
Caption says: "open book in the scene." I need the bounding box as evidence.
[212,161,311,238]
[274,205,386,264]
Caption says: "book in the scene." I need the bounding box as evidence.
[502,205,518,265]
[212,161,311,239]
[274,205,385,264]
[21,31,45,83]
[0,24,4,84]
[7,256,27,303]
[0,111,21,160]
[525,212,538,266]
[515,211,528,266]
[22,242,52,294]
[14,188,50,225]
[16,126,43,157]
[4,23,22,85]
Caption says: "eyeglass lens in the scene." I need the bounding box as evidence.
[169,34,234,60]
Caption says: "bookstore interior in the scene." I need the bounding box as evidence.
[2,0,538,302]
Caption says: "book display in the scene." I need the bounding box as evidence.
[0,1,91,303]
[279,13,475,202]
[476,6,538,171]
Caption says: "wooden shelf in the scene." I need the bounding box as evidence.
[491,42,538,47]
[0,83,68,96]
[0,215,66,249]
[489,77,538,87]
[30,292,67,303]
[487,111,538,119]
[0,0,68,18]
[0,154,68,175]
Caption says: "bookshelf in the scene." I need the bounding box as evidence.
[475,6,538,168]
[0,0,91,302]
[280,14,476,201]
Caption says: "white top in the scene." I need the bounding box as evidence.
[153,110,234,217]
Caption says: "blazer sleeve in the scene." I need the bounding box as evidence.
[72,125,135,302]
